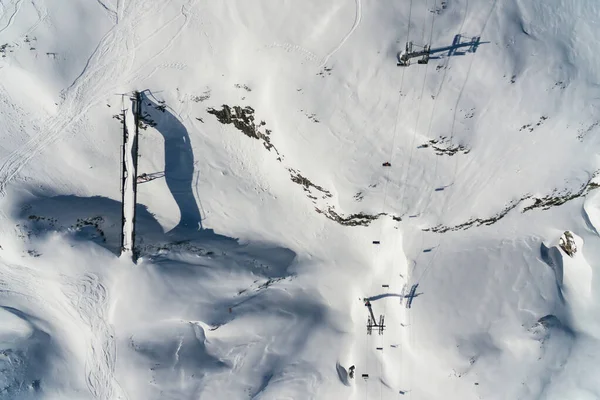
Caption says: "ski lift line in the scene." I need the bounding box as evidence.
[365,0,416,395]
[415,0,498,286]
[406,0,470,267]
[374,0,417,221]
[399,0,439,217]
[367,0,413,334]
[396,2,438,398]
[411,0,471,287]
[406,0,414,44]
[405,8,499,386]
[371,0,420,232]
[371,0,415,240]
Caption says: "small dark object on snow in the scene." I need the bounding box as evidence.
[383,162,391,167]
[362,374,369,379]
[349,365,355,379]
[373,241,380,244]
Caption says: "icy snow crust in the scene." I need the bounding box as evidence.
[0,0,600,399]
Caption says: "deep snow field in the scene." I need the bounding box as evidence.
[1,0,600,399]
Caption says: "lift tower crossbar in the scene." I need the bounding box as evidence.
[398,42,431,66]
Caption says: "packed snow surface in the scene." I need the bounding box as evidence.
[121,102,137,254]
[1,0,600,399]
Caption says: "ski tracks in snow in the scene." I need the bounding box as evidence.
[0,0,190,196]
[318,0,362,68]
[95,0,118,24]
[24,0,48,37]
[63,273,127,400]
[0,0,23,35]
[0,262,127,399]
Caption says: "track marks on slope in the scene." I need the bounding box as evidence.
[206,104,398,225]
[95,0,118,24]
[0,0,196,196]
[318,0,362,69]
[0,0,23,35]
[0,260,127,399]
[414,0,499,287]
[24,0,48,36]
[265,42,319,63]
[63,273,126,400]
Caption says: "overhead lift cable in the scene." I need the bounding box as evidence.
[366,0,417,398]
[415,0,499,287]
[403,7,499,396]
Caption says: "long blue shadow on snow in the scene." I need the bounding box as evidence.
[140,90,202,234]
[18,195,165,255]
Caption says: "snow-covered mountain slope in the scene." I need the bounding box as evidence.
[1,0,600,398]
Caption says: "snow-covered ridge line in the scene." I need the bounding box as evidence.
[121,94,138,256]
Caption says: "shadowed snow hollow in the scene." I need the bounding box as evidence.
[1,0,600,399]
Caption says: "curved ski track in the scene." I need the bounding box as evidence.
[0,0,197,196]
[0,0,24,35]
[0,261,128,399]
[24,0,49,36]
[318,0,362,68]
[63,273,127,400]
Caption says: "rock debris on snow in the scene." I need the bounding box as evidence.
[0,1,599,399]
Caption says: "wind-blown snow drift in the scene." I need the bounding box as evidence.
[1,0,600,399]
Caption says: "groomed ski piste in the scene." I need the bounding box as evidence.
[1,0,600,399]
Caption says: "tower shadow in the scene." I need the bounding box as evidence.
[140,90,202,235]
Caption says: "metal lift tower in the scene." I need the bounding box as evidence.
[398,42,430,66]
[365,299,385,335]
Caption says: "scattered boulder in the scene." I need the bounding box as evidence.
[559,231,577,257]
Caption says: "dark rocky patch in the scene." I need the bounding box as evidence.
[431,1,448,14]
[523,176,600,212]
[553,81,566,90]
[423,136,470,156]
[316,207,385,226]
[207,105,280,154]
[577,121,599,141]
[288,169,332,199]
[72,216,106,242]
[317,66,333,77]
[191,90,211,102]
[424,197,524,233]
[0,43,12,57]
[426,174,600,233]
[304,112,319,123]
[519,116,548,133]
[208,105,400,227]
[234,84,252,92]
[559,231,577,257]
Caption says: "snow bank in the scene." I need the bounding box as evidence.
[0,0,600,399]
[121,101,138,255]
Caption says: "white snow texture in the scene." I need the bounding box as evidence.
[0,0,600,399]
